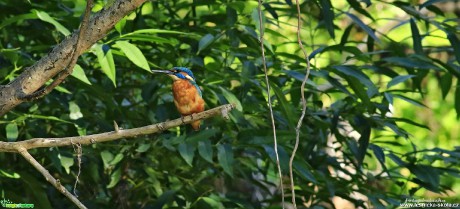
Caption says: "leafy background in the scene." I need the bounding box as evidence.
[0,0,459,208]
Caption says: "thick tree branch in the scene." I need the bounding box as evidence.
[21,0,94,101]
[0,0,147,116]
[0,104,235,152]
[5,104,234,209]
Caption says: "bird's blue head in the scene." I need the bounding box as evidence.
[152,67,196,81]
[151,67,202,97]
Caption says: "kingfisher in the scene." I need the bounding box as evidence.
[151,67,205,130]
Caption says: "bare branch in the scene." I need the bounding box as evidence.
[0,104,235,152]
[0,0,147,116]
[21,0,95,101]
[17,147,88,209]
[256,1,285,207]
[289,0,313,208]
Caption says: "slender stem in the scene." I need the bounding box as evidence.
[289,0,312,208]
[256,1,285,207]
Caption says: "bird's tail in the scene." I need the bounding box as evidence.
[191,120,201,131]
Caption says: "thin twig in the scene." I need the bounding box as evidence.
[288,0,312,208]
[256,1,285,207]
[21,0,94,101]
[0,104,235,152]
[17,147,88,209]
[72,140,82,197]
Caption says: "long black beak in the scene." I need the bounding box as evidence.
[151,69,173,74]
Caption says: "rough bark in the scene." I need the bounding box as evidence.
[0,0,147,116]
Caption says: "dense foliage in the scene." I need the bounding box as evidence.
[1,0,459,208]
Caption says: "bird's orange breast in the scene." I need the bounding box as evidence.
[172,80,205,116]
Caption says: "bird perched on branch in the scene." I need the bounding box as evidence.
[151,67,205,130]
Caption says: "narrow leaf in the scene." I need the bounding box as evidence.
[217,144,234,177]
[447,32,460,64]
[96,44,116,87]
[33,10,70,36]
[345,12,380,43]
[320,0,335,38]
[410,18,423,55]
[115,41,150,72]
[59,154,74,174]
[440,73,452,99]
[456,82,460,119]
[198,34,215,54]
[107,167,121,188]
[387,75,416,88]
[357,125,371,167]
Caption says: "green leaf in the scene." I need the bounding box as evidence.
[388,152,405,166]
[440,73,452,99]
[115,41,150,72]
[410,18,423,55]
[198,140,213,163]
[357,125,371,167]
[107,167,122,188]
[345,12,380,43]
[0,13,37,30]
[115,17,126,34]
[198,34,215,54]
[408,165,440,192]
[6,123,18,142]
[69,101,83,120]
[32,10,70,36]
[320,0,335,38]
[456,81,460,119]
[346,0,374,20]
[101,150,114,169]
[393,94,427,107]
[96,44,116,87]
[71,64,91,85]
[220,87,242,111]
[387,75,416,88]
[217,144,234,177]
[270,81,296,129]
[198,197,225,209]
[447,32,460,64]
[420,0,448,8]
[293,160,317,183]
[136,143,151,153]
[0,169,20,178]
[178,142,196,166]
[340,24,353,46]
[58,154,74,174]
[370,144,385,164]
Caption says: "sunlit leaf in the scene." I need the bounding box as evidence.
[71,64,91,85]
[96,44,116,86]
[58,154,74,174]
[220,87,242,111]
[115,41,150,72]
[106,167,121,188]
[69,101,83,120]
[33,10,70,36]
